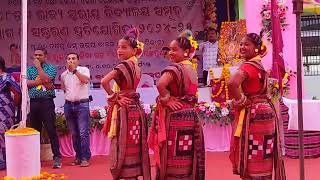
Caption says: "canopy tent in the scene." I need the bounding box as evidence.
[14,0,308,179]
[303,0,320,14]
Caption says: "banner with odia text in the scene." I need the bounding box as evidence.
[0,0,204,84]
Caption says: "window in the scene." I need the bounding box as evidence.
[301,15,320,76]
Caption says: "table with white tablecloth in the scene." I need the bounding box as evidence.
[54,87,233,156]
[283,98,320,131]
[281,98,320,158]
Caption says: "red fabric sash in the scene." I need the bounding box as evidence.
[102,105,114,136]
[148,101,166,166]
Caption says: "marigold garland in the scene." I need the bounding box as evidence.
[210,64,232,101]
[211,81,225,98]
[5,128,38,135]
[203,0,217,30]
[3,172,65,180]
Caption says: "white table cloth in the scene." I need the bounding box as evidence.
[54,87,213,110]
[283,97,320,131]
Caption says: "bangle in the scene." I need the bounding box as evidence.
[72,69,77,74]
[233,94,247,107]
[107,93,116,99]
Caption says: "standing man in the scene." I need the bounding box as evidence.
[27,48,62,169]
[197,28,219,86]
[61,53,91,167]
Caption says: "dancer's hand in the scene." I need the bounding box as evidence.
[118,96,133,107]
[166,98,183,111]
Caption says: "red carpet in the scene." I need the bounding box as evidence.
[1,152,319,179]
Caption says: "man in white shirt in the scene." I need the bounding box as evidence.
[198,29,219,86]
[61,53,91,167]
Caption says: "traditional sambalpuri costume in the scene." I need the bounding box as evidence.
[149,62,205,180]
[104,57,151,180]
[229,59,286,180]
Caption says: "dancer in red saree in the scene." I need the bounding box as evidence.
[148,30,205,180]
[228,33,286,180]
[101,28,150,180]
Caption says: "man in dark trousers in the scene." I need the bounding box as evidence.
[27,48,62,169]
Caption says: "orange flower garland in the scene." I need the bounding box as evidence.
[211,81,225,98]
[210,64,232,100]
[5,128,38,135]
[3,172,65,180]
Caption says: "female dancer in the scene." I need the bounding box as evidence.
[101,28,150,180]
[148,30,205,180]
[228,33,286,180]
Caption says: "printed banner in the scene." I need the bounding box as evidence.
[0,0,204,83]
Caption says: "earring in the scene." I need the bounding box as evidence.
[184,53,188,57]
[254,49,259,53]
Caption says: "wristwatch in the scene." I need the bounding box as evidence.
[72,69,77,74]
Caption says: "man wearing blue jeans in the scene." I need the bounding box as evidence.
[61,53,91,167]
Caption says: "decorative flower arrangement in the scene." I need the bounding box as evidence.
[261,0,288,41]
[54,101,233,135]
[89,106,107,130]
[203,0,217,30]
[195,101,234,126]
[269,68,296,102]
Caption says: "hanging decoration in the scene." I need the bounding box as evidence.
[203,0,218,30]
[261,0,289,41]
[209,64,232,103]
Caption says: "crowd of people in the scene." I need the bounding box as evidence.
[0,28,287,180]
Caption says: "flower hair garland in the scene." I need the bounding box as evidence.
[136,40,144,58]
[136,40,144,50]
[188,35,199,50]
[179,30,199,58]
